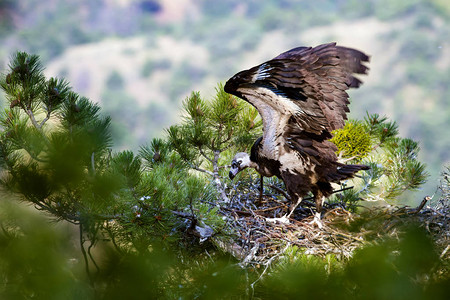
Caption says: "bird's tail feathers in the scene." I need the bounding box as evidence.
[326,163,369,182]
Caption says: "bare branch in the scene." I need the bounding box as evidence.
[26,109,40,129]
[38,109,51,128]
[91,152,96,174]
[199,147,214,163]
[79,224,93,285]
[412,195,431,214]
[189,163,214,177]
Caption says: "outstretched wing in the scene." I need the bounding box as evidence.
[224,43,369,141]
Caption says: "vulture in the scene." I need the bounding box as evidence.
[225,42,370,226]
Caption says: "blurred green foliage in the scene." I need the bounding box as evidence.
[140,58,171,77]
[106,70,125,90]
[0,51,224,277]
[1,199,448,299]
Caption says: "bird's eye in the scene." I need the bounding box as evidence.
[231,160,242,168]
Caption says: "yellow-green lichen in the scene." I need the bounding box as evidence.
[331,121,372,160]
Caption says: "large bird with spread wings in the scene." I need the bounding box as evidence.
[225,43,370,225]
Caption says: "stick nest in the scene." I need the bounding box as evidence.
[212,181,450,267]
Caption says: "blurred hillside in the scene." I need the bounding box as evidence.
[0,0,449,199]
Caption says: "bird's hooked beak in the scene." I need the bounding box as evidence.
[229,167,239,180]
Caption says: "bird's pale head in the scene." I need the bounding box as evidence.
[229,152,251,180]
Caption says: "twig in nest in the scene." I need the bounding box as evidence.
[250,242,291,292]
[412,196,431,214]
[440,245,449,259]
[255,205,288,213]
[241,242,260,266]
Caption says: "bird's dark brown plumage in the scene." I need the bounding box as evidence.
[226,42,370,221]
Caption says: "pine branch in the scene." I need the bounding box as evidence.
[79,224,93,285]
[199,147,214,163]
[26,109,40,129]
[24,108,50,145]
[38,110,51,128]
[190,163,214,177]
[91,152,96,174]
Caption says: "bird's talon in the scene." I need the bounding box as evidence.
[309,212,323,229]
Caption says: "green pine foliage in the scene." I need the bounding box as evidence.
[167,86,262,202]
[0,53,112,223]
[0,52,223,265]
[330,113,429,208]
